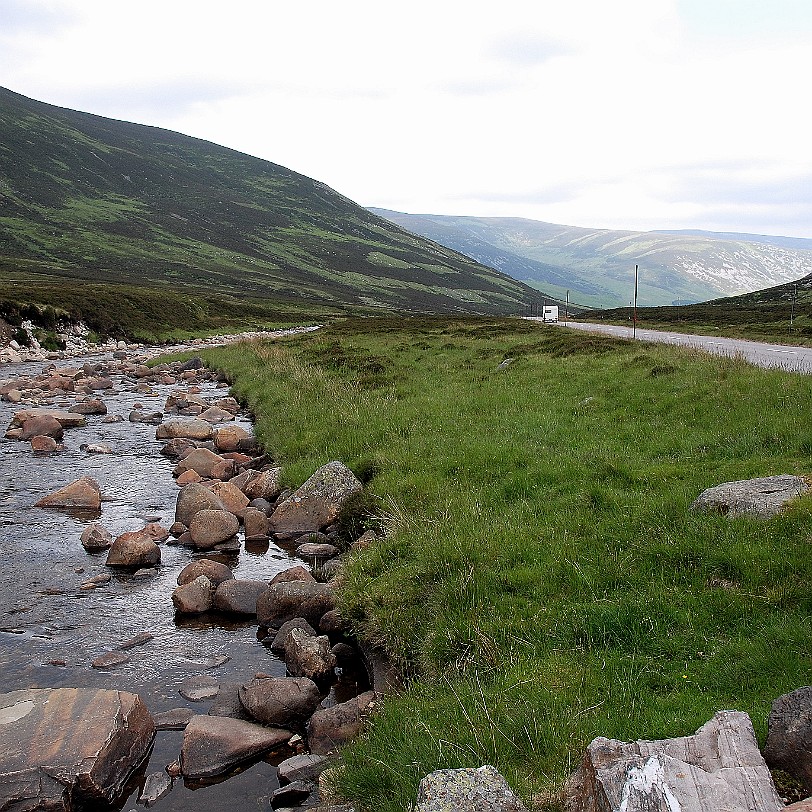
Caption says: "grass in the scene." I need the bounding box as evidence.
[204,317,812,811]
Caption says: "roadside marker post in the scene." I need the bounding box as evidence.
[633,264,639,339]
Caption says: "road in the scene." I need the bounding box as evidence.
[524,317,812,374]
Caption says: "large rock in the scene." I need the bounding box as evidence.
[69,398,108,415]
[243,507,270,540]
[243,468,283,501]
[9,408,86,431]
[306,692,376,755]
[106,531,161,568]
[256,580,336,629]
[20,414,64,441]
[172,575,216,614]
[691,475,810,519]
[270,618,318,655]
[570,710,782,812]
[764,686,812,795]
[175,482,226,526]
[208,480,250,518]
[416,766,527,812]
[269,461,362,536]
[156,419,213,441]
[238,677,321,727]
[81,523,114,551]
[35,476,102,510]
[189,509,239,549]
[214,579,268,615]
[277,753,329,785]
[177,559,234,586]
[174,448,234,480]
[180,715,290,779]
[284,628,337,682]
[0,688,154,812]
[213,424,251,453]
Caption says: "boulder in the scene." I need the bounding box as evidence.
[106,530,161,568]
[570,710,782,812]
[243,467,284,501]
[270,619,318,655]
[160,437,198,459]
[207,682,252,721]
[35,476,102,510]
[296,542,339,560]
[0,688,154,812]
[213,425,251,452]
[155,419,213,441]
[214,579,268,615]
[180,715,290,779]
[243,507,270,540]
[177,470,202,486]
[238,677,321,727]
[270,565,316,586]
[284,628,337,682]
[153,707,195,730]
[177,559,234,586]
[691,475,810,519]
[91,651,131,670]
[174,448,234,480]
[270,461,362,536]
[189,509,240,549]
[81,523,114,551]
[175,482,226,526]
[10,408,86,430]
[208,480,250,518]
[172,575,216,614]
[69,399,107,415]
[416,766,527,812]
[306,692,376,755]
[320,609,351,637]
[30,435,58,453]
[764,686,812,795]
[257,580,336,629]
[20,414,64,441]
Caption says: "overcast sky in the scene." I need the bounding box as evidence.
[2,0,811,237]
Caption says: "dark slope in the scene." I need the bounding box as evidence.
[0,87,534,314]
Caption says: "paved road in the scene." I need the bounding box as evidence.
[524,317,812,374]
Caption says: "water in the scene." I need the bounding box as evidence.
[0,345,358,810]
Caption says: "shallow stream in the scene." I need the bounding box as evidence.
[0,346,356,810]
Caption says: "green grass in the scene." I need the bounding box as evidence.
[204,317,812,811]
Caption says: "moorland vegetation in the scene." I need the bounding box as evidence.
[204,317,812,811]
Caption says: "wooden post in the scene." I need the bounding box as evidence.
[633,264,639,339]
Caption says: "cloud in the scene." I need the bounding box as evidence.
[489,34,571,66]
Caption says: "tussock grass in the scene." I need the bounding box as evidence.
[206,317,812,811]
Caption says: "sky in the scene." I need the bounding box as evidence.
[2,0,812,238]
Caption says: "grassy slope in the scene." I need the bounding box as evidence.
[206,319,812,811]
[583,273,812,346]
[0,87,535,317]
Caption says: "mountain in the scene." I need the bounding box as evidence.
[0,87,535,316]
[370,209,812,309]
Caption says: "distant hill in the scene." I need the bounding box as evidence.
[0,87,536,316]
[370,209,812,308]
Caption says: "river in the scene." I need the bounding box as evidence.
[0,334,359,810]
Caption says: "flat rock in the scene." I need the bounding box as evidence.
[179,674,220,702]
[277,753,329,784]
[0,688,154,812]
[156,419,213,441]
[416,766,527,812]
[153,707,195,730]
[180,714,290,779]
[91,651,131,669]
[691,475,810,519]
[571,710,782,812]
[764,686,812,795]
[270,461,362,536]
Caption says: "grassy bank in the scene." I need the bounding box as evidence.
[205,318,812,811]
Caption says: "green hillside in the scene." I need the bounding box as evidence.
[371,209,812,309]
[0,87,535,321]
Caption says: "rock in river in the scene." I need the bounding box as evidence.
[238,676,321,727]
[106,530,161,568]
[180,715,290,779]
[175,482,226,527]
[189,509,239,549]
[35,476,102,510]
[0,687,154,812]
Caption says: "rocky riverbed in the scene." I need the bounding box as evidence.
[0,331,374,812]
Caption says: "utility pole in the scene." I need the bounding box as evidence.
[791,283,797,331]
[565,290,569,325]
[633,264,639,339]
